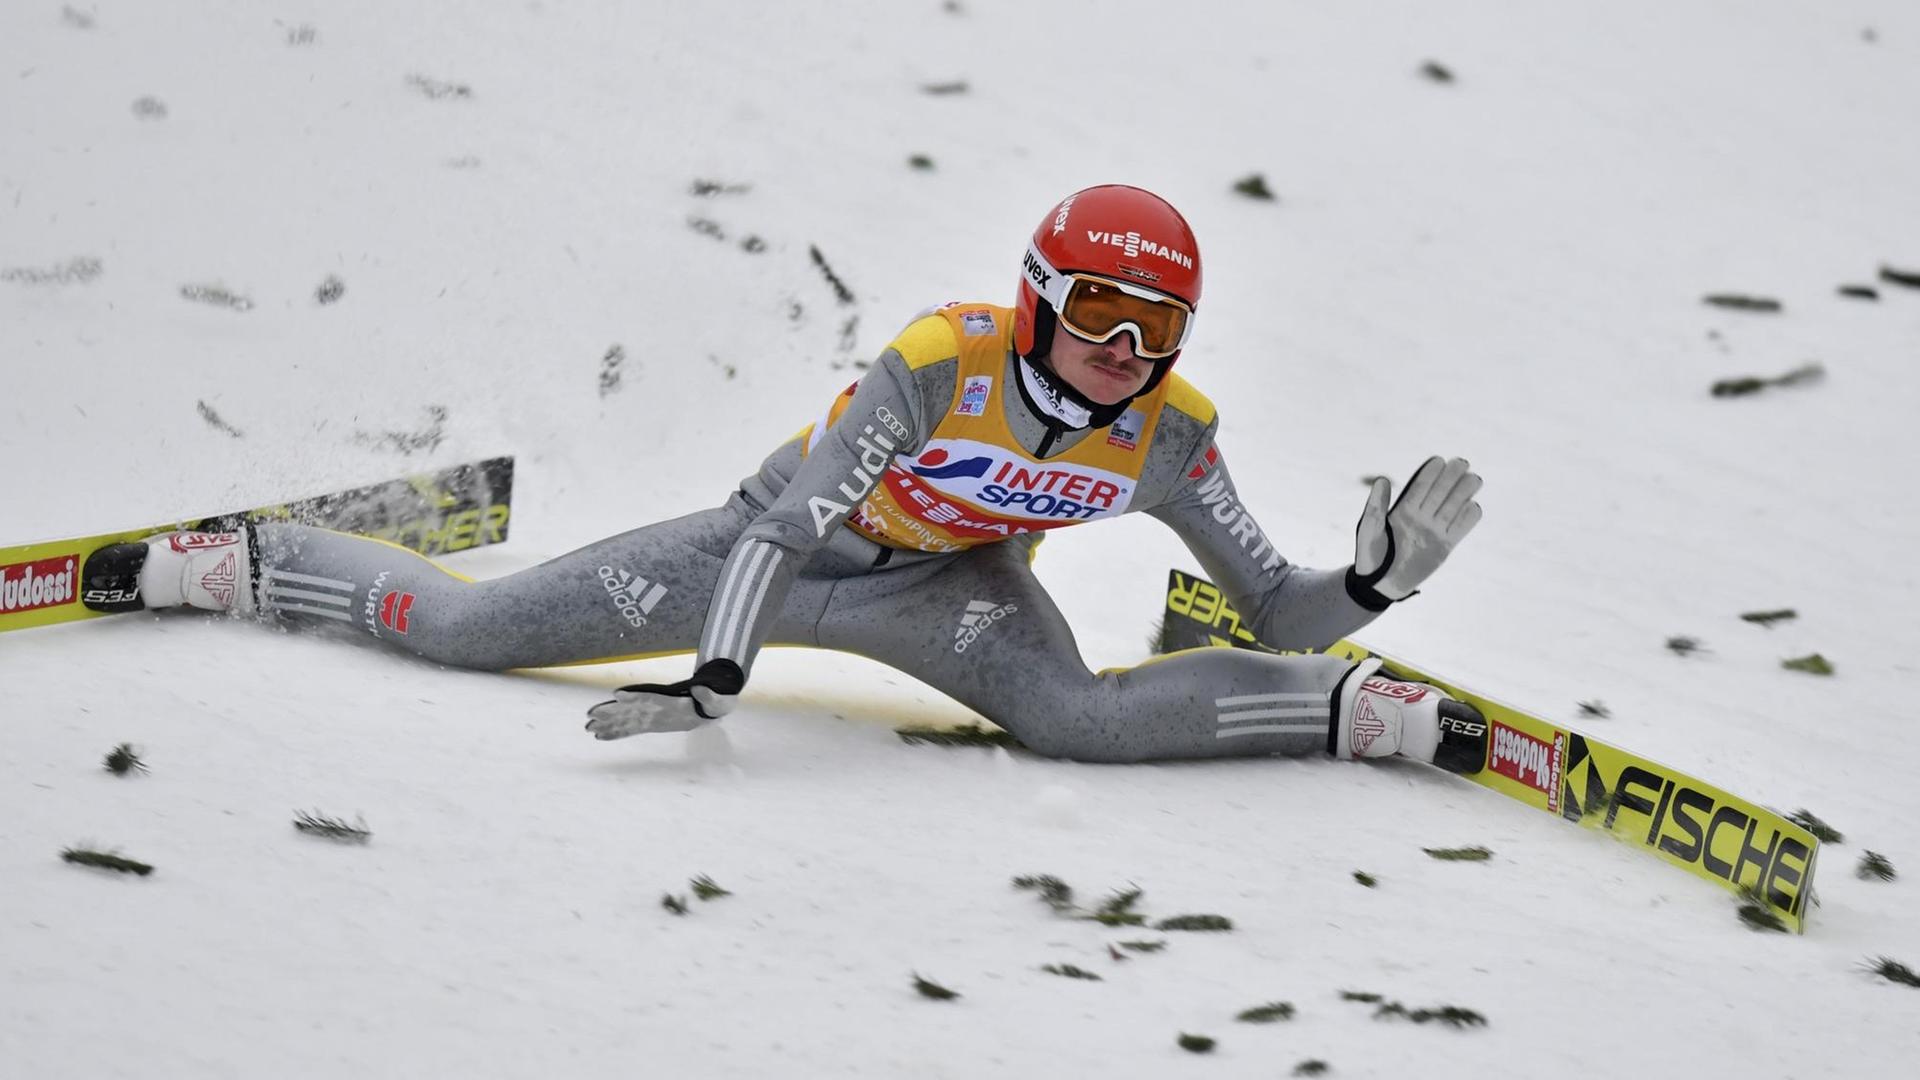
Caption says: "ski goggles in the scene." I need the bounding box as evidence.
[1025,243,1195,359]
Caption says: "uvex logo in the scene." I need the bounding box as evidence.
[1022,250,1052,290]
[170,532,240,553]
[1050,193,1079,236]
[1360,677,1428,703]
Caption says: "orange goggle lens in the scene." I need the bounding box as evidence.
[1057,276,1191,359]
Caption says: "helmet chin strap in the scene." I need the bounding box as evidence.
[1018,303,1153,431]
[1016,353,1105,429]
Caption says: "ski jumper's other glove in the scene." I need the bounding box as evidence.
[584,659,745,739]
[1346,456,1483,611]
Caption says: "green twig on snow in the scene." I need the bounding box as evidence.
[1880,265,1920,289]
[690,875,731,901]
[1236,1001,1296,1023]
[1012,874,1077,912]
[1711,362,1824,398]
[1155,914,1233,932]
[1867,957,1920,988]
[102,743,147,776]
[1737,886,1788,933]
[1423,846,1492,862]
[61,847,153,876]
[1857,851,1896,881]
[1352,870,1377,887]
[1089,886,1147,926]
[1740,608,1798,628]
[898,723,1020,748]
[1118,940,1167,953]
[1703,293,1782,313]
[661,894,689,916]
[1040,963,1103,981]
[1782,653,1834,676]
[1178,1033,1216,1053]
[292,811,371,844]
[912,972,961,1000]
[1787,810,1844,844]
[1233,174,1276,201]
[1666,635,1706,656]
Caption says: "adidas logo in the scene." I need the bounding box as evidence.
[599,564,667,629]
[953,598,1018,654]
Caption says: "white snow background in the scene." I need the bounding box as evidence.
[4,1,1919,1076]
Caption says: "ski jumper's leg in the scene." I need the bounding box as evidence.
[817,541,1354,763]
[248,501,827,671]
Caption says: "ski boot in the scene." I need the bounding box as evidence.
[81,529,255,615]
[1331,657,1487,774]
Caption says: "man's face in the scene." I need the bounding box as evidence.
[1046,320,1153,405]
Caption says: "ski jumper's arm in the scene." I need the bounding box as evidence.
[695,349,932,681]
[1147,426,1385,652]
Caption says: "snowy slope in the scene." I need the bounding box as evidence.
[4,1,1919,1076]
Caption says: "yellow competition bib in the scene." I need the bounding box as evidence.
[806,304,1178,552]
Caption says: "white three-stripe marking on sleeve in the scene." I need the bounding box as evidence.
[733,549,783,659]
[704,542,756,658]
[712,540,772,661]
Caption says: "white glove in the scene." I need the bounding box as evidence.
[584,659,743,740]
[1347,456,1483,609]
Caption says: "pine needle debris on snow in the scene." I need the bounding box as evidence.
[1782,653,1835,676]
[912,973,960,1000]
[899,723,1019,748]
[1786,810,1844,844]
[1867,958,1920,988]
[1857,851,1897,881]
[1423,846,1493,862]
[292,811,371,844]
[1040,963,1102,981]
[1155,914,1233,932]
[61,847,153,876]
[102,743,147,776]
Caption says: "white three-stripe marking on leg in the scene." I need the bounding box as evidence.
[1216,707,1328,723]
[1216,724,1327,739]
[264,569,354,592]
[272,602,353,623]
[263,586,350,607]
[1214,692,1325,708]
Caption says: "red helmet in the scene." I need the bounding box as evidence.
[1013,185,1203,376]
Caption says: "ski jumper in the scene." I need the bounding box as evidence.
[243,305,1386,761]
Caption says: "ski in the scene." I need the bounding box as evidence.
[0,456,515,635]
[1159,568,1820,932]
